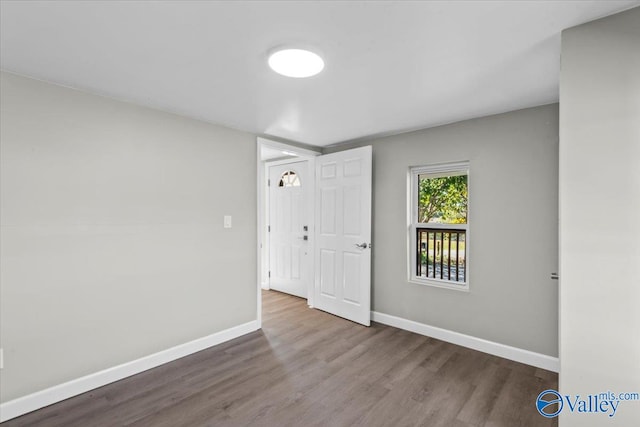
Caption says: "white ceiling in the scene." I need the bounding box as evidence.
[260,145,298,161]
[1,1,638,147]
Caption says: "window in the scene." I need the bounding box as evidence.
[409,161,469,290]
[278,170,300,187]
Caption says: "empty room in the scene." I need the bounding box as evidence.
[1,1,639,426]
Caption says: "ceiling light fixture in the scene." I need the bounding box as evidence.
[268,48,324,78]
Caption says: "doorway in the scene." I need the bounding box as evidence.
[256,138,320,327]
[256,138,373,328]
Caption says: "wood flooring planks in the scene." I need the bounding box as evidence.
[2,290,557,426]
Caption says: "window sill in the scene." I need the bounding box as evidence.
[408,277,469,292]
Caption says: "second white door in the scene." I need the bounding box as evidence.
[314,146,372,326]
[268,161,310,298]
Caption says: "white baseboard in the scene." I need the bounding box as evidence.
[0,320,259,422]
[371,311,559,373]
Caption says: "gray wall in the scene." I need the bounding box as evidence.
[560,7,640,427]
[0,72,257,402]
[326,104,559,357]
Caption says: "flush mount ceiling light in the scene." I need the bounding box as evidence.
[268,48,324,78]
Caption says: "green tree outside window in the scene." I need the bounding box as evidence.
[418,175,467,224]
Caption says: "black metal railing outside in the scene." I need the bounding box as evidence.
[417,227,466,283]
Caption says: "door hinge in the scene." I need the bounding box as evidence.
[268,271,271,278]
[268,179,271,187]
[268,225,271,232]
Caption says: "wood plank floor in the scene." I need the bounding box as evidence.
[3,290,557,426]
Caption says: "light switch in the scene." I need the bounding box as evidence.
[224,215,232,228]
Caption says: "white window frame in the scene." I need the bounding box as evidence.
[408,161,470,291]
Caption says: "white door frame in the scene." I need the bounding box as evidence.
[256,137,320,327]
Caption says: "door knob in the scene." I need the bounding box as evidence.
[355,242,368,249]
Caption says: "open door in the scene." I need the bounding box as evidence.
[314,146,372,326]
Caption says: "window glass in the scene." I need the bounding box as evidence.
[417,174,467,224]
[279,170,300,187]
[410,162,469,289]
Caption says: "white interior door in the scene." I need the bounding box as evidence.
[314,146,372,326]
[268,161,310,298]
